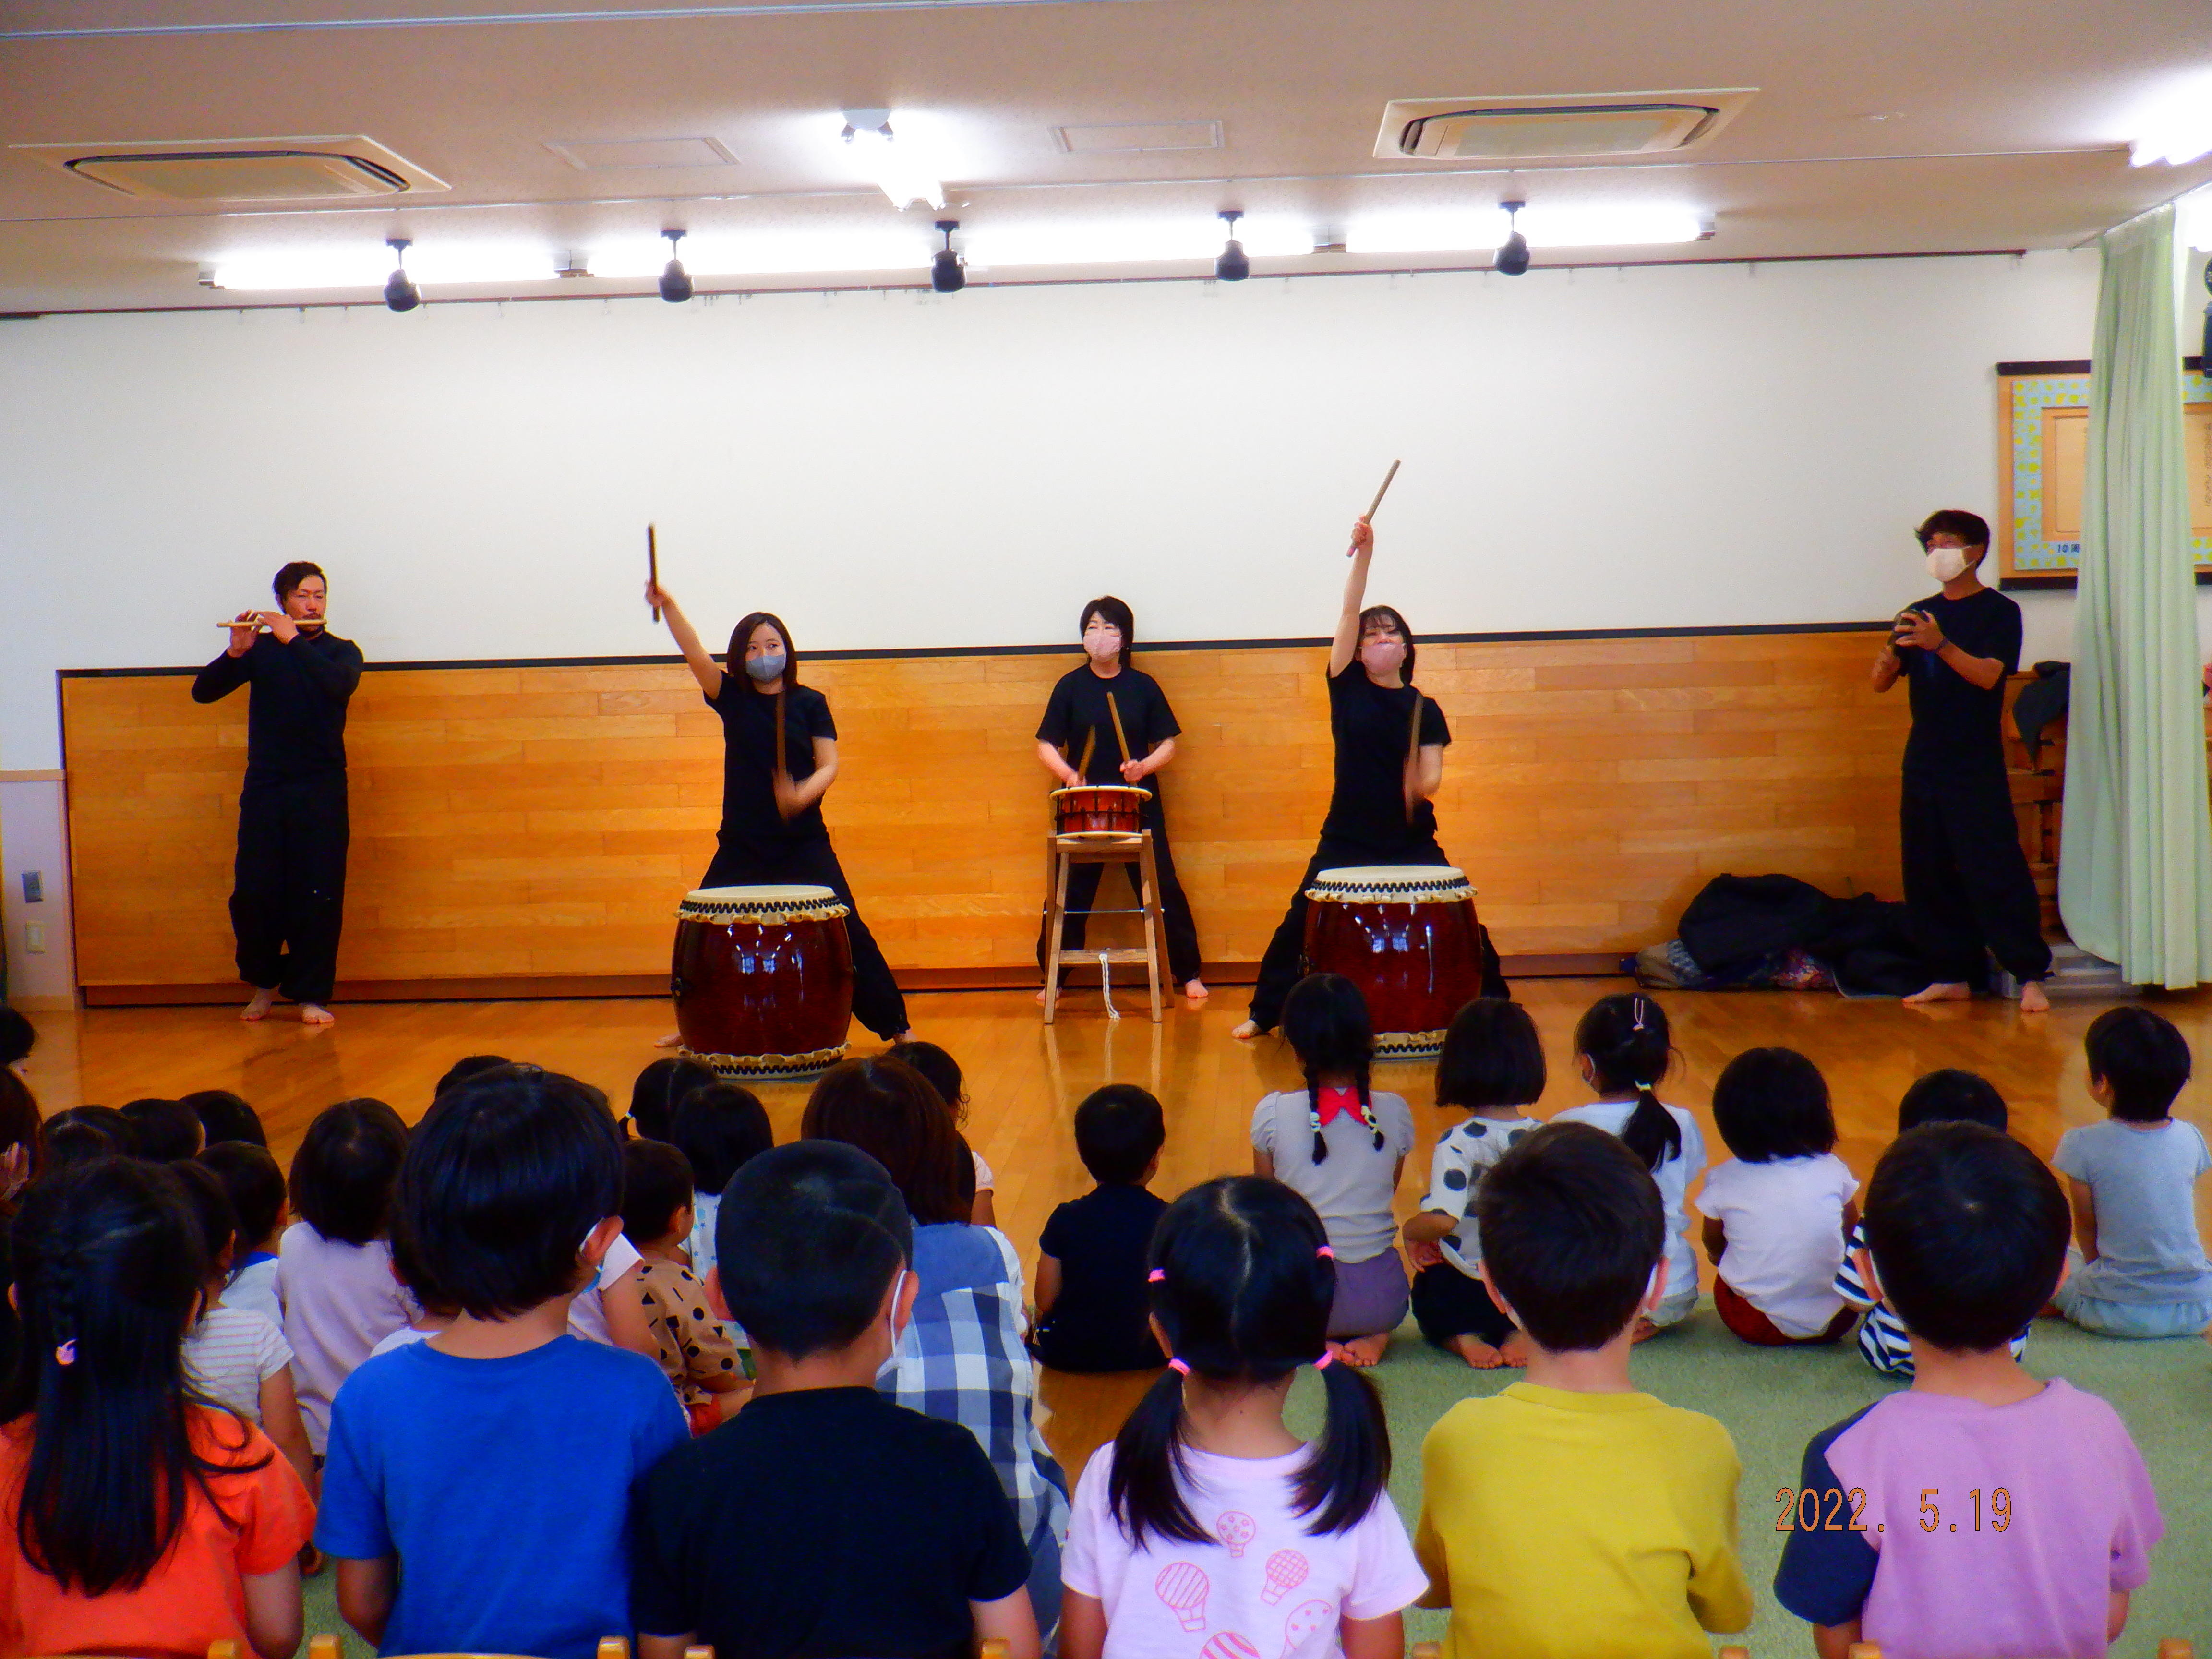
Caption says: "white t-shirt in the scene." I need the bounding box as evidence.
[277,1223,415,1454]
[973,1149,995,1192]
[685,1190,721,1286]
[568,1233,645,1345]
[225,1254,283,1330]
[1250,1089,1416,1264]
[1693,1153,1859,1337]
[1550,1100,1708,1310]
[1420,1113,1542,1276]
[183,1304,292,1425]
[1065,1440,1428,1659]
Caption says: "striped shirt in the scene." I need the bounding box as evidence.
[1834,1219,2028,1375]
[184,1305,292,1423]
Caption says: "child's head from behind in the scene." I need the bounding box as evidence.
[197,1142,286,1254]
[1898,1069,2008,1132]
[290,1098,409,1246]
[1711,1047,1836,1163]
[170,1160,240,1289]
[181,1090,265,1149]
[1572,991,1681,1171]
[1,1158,214,1595]
[1282,973,1380,1162]
[2084,1006,2191,1123]
[1074,1085,1165,1187]
[1863,1122,2068,1354]
[38,1107,134,1175]
[435,1054,512,1101]
[801,1056,970,1225]
[715,1140,913,1362]
[392,1067,623,1321]
[622,1138,696,1249]
[1111,1177,1388,1547]
[1475,1121,1665,1352]
[1434,997,1546,1113]
[119,1098,202,1162]
[885,1039,966,1120]
[627,1056,716,1143]
[671,1082,773,1198]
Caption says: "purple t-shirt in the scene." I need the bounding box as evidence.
[1774,1380,2161,1658]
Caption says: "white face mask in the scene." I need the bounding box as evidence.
[1925,545,1971,583]
[1359,638,1406,675]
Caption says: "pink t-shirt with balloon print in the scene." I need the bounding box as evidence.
[1064,1441,1428,1659]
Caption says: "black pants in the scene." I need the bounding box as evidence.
[1247,837,1510,1031]
[1900,774,2052,985]
[702,836,909,1040]
[231,775,349,1006]
[1035,803,1203,987]
[1411,1263,1516,1347]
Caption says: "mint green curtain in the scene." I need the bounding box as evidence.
[2058,204,2212,985]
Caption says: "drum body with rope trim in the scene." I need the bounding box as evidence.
[671,885,854,1079]
[1302,866,1485,1059]
[1051,785,1151,835]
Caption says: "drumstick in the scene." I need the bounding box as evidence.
[1106,691,1131,766]
[1404,692,1424,822]
[1076,728,1096,781]
[1364,459,1402,522]
[647,524,661,622]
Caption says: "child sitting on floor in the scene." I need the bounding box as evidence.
[0,1160,315,1659]
[670,1081,772,1292]
[1406,997,1546,1370]
[1552,992,1706,1334]
[626,1055,716,1143]
[1415,1123,1752,1659]
[121,1096,204,1162]
[316,1066,688,1659]
[198,1141,288,1331]
[1251,973,1416,1367]
[1032,1084,1168,1373]
[889,1038,998,1226]
[1695,1047,1859,1345]
[1776,1122,2163,1658]
[621,1137,746,1430]
[2050,1006,2212,1339]
[629,1141,1040,1659]
[1060,1175,1427,1659]
[184,1089,267,1149]
[1835,1070,2022,1376]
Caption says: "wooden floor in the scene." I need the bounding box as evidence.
[19,976,2212,1481]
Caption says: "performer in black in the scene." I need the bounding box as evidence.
[1035,596,1207,1000]
[192,561,362,1024]
[1233,517,1506,1039]
[1875,508,2052,1012]
[649,580,911,1041]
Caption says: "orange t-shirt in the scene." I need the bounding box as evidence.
[0,1407,315,1659]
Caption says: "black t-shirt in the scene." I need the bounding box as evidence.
[190,629,364,784]
[1322,664,1450,847]
[630,1386,1032,1659]
[1035,664,1182,787]
[706,676,837,844]
[1032,1183,1169,1372]
[1896,588,2021,778]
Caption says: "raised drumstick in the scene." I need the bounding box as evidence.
[1106,691,1132,766]
[647,525,661,622]
[1365,459,1402,521]
[1076,728,1096,782]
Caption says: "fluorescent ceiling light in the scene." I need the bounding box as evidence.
[2129,79,2212,167]
[207,246,559,290]
[1346,205,1707,254]
[587,233,931,278]
[839,111,944,211]
[965,217,1316,267]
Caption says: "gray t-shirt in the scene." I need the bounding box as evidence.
[1250,1087,1415,1264]
[2053,1117,2212,1304]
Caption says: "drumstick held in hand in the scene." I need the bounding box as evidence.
[1076,728,1096,782]
[1365,459,1402,522]
[1404,693,1424,822]
[647,525,660,622]
[1106,692,1131,766]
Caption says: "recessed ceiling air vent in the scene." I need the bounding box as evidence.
[1375,90,1756,162]
[13,136,448,201]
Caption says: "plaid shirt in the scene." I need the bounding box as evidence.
[880,1223,1069,1544]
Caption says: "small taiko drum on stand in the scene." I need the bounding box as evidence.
[1302,865,1485,1060]
[671,885,854,1080]
[1050,784,1151,835]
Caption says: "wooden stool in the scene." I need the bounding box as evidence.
[1042,829,1164,1025]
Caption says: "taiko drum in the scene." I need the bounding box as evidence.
[1302,865,1485,1059]
[1050,785,1150,835]
[670,885,854,1080]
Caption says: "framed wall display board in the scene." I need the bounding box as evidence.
[1997,357,2212,588]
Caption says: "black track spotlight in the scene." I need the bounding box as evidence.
[1493,200,1531,277]
[658,229,694,303]
[1215,210,1250,282]
[383,237,420,312]
[931,219,966,293]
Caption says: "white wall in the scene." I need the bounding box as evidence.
[0,249,2116,769]
[0,779,76,1007]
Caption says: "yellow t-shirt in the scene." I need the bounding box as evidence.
[1415,1382,1753,1659]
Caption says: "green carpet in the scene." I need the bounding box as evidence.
[1281,1303,2212,1656]
[301,1308,2211,1658]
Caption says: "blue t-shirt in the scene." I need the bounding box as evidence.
[316,1334,689,1659]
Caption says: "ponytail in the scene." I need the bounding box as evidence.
[1574,992,1682,1172]
[1284,974,1382,1165]
[1105,1367,1207,1548]
[1297,1355,1390,1536]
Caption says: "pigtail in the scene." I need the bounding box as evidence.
[1304,1061,1329,1165]
[1293,1357,1392,1535]
[1106,1368,1211,1550]
[1355,1056,1382,1153]
[1577,992,1681,1173]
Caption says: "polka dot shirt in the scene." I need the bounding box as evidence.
[1420,1113,1541,1277]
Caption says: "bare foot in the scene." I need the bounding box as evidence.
[1497,1330,1531,1367]
[1630,1316,1661,1345]
[2019,979,2051,1013]
[1447,1334,1505,1370]
[300,1002,335,1025]
[240,989,276,1022]
[889,1030,915,1044]
[1230,1019,1260,1040]
[653,1032,683,1049]
[1183,980,1210,1001]
[1035,987,1050,1005]
[1902,981,1973,1006]
[1334,1332,1390,1368]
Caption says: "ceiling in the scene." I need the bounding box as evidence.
[3,0,2211,312]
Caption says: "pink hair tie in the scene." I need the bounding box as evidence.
[1313,1351,1335,1370]
[1147,1269,1166,1282]
[53,1341,75,1367]
[1167,1358,1191,1376]
[1316,1246,1335,1260]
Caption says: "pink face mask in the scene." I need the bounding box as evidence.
[1359,638,1406,675]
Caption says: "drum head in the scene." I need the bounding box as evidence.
[685,885,837,904]
[1308,865,1474,902]
[1049,786,1152,800]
